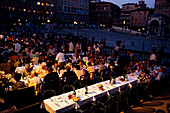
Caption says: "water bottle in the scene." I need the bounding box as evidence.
[113,76,116,84]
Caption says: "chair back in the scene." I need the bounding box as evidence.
[49,78,60,94]
[62,85,75,93]
[66,76,76,85]
[92,76,103,84]
[73,80,82,89]
[80,75,89,86]
[36,82,45,94]
[42,89,56,99]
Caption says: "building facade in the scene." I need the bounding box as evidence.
[89,1,121,27]
[120,1,153,32]
[120,3,136,29]
[147,0,170,40]
[154,0,170,17]
[130,8,151,32]
[0,0,89,26]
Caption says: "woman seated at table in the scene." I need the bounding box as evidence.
[75,65,85,80]
[86,62,95,80]
[27,71,42,87]
[36,62,48,75]
[21,64,33,77]
[10,73,25,89]
[60,65,77,85]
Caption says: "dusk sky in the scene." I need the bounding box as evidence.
[103,0,155,8]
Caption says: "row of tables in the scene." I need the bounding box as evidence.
[43,73,139,113]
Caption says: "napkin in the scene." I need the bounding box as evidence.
[92,96,96,101]
[107,91,110,96]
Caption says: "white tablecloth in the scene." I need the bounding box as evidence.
[43,73,139,113]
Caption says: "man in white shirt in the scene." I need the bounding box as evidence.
[55,50,66,68]
[15,42,21,53]
[150,50,156,61]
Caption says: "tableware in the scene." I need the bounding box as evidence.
[72,96,80,102]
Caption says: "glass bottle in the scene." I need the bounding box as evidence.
[85,85,88,94]
[73,88,76,97]
[113,76,116,84]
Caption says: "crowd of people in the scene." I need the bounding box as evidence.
[0,31,168,97]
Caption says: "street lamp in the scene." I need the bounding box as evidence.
[18,19,20,22]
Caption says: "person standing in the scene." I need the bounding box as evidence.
[55,49,66,68]
[15,41,21,53]
[122,41,126,49]
[69,41,74,53]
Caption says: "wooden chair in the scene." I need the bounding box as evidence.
[73,80,82,89]
[62,85,75,93]
[92,76,103,84]
[42,89,56,100]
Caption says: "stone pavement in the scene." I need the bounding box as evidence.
[55,28,170,53]
[124,86,170,113]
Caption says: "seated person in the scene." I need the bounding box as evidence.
[51,60,59,72]
[86,62,96,80]
[86,57,94,66]
[78,60,85,69]
[66,60,73,70]
[36,62,48,75]
[21,64,33,77]
[44,67,60,90]
[61,65,77,85]
[98,61,106,74]
[75,65,85,80]
[86,62,95,74]
[10,73,25,89]
[27,71,42,87]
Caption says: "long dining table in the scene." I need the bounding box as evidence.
[43,72,140,113]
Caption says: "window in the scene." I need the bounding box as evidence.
[46,11,49,14]
[12,7,15,11]
[28,10,31,13]
[135,16,137,21]
[9,7,11,10]
[41,3,44,6]
[37,2,40,5]
[46,3,49,6]
[33,10,36,13]
[51,12,53,14]
[51,4,54,7]
[23,9,26,12]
